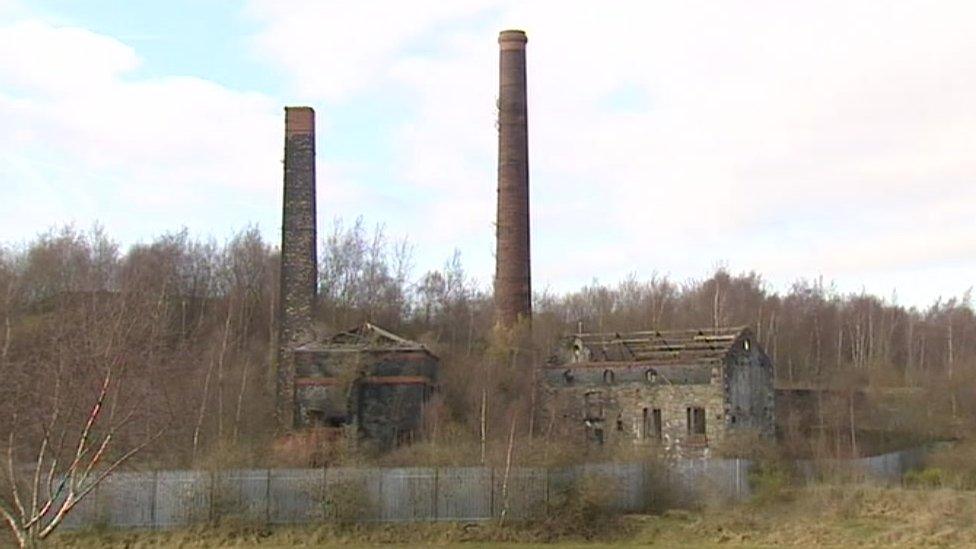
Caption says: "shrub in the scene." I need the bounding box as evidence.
[923,441,976,489]
[644,465,684,512]
[748,461,794,505]
[904,467,947,488]
[539,474,626,541]
[320,477,378,526]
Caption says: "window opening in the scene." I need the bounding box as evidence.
[643,407,662,440]
[686,406,706,435]
[584,391,605,420]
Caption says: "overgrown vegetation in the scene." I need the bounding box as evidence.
[904,441,976,490]
[3,221,976,544]
[537,474,631,541]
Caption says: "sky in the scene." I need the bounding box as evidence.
[1,0,975,308]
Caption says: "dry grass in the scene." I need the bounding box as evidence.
[49,483,976,547]
[635,484,976,547]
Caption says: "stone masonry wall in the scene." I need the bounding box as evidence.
[543,365,727,455]
[277,107,317,430]
[541,330,775,455]
[293,347,438,449]
[723,337,776,437]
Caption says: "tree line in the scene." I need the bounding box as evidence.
[0,221,973,471]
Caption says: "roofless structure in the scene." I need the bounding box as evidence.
[541,327,774,456]
[293,323,438,451]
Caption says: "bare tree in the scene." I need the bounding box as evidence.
[0,359,162,548]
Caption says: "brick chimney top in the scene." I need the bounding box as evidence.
[498,29,527,48]
[285,106,315,136]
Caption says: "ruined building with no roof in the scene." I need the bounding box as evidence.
[292,323,438,450]
[540,327,775,456]
[276,107,438,450]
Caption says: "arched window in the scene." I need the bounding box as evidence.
[743,338,751,351]
[603,369,615,384]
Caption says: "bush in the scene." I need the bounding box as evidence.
[904,467,948,488]
[539,474,627,541]
[319,477,378,526]
[644,466,684,512]
[922,441,976,489]
[748,462,794,505]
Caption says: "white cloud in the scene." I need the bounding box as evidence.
[3,2,973,308]
[245,0,497,103]
[0,0,25,20]
[247,0,976,305]
[0,19,285,242]
[0,21,139,94]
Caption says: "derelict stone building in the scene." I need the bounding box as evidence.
[275,107,438,448]
[293,323,438,450]
[541,327,774,456]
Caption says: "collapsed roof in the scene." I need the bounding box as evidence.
[550,326,751,367]
[296,322,429,353]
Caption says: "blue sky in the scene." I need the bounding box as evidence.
[2,0,976,307]
[29,1,268,88]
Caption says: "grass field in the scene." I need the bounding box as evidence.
[45,484,976,547]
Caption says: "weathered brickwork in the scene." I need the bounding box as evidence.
[273,109,438,449]
[277,106,318,430]
[356,381,433,448]
[541,327,774,456]
[293,324,439,450]
[495,30,532,327]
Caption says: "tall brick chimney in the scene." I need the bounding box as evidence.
[277,106,317,430]
[495,29,531,328]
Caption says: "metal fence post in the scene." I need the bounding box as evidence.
[208,470,216,524]
[736,459,742,500]
[322,465,328,523]
[149,470,158,530]
[638,461,646,511]
[545,468,551,510]
[489,467,495,518]
[94,481,103,526]
[375,467,382,523]
[432,467,439,521]
[264,469,271,526]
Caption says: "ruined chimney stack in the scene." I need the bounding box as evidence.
[495,29,532,328]
[278,106,317,430]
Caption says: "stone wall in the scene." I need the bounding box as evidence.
[277,106,318,430]
[293,348,438,449]
[722,334,776,437]
[295,383,347,426]
[542,363,727,455]
[542,339,775,454]
[357,382,432,449]
[295,349,438,380]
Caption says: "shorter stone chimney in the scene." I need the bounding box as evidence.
[277,106,317,430]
